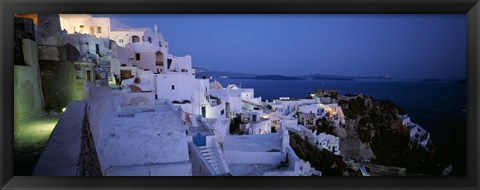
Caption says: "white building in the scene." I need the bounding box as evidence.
[319,103,345,126]
[245,118,272,135]
[209,83,262,118]
[60,14,111,39]
[409,124,431,149]
[298,103,326,119]
[314,132,340,155]
[398,114,414,127]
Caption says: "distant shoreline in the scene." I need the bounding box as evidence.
[230,75,305,80]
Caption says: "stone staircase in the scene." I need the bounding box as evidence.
[197,146,222,175]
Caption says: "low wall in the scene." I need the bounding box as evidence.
[33,101,86,176]
[224,151,282,165]
[77,103,103,176]
[105,161,192,176]
[286,146,300,173]
[188,142,215,176]
[210,138,230,174]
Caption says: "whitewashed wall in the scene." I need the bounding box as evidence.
[224,151,282,165]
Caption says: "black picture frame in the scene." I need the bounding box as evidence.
[1,0,478,189]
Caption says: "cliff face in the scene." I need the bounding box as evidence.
[337,96,412,163]
[336,95,448,175]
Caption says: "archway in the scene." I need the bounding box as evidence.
[155,51,164,66]
[131,35,140,43]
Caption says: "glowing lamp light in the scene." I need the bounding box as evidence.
[62,107,66,112]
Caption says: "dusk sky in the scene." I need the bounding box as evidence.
[95,14,466,80]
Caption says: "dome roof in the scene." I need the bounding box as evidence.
[209,80,223,89]
[226,84,239,90]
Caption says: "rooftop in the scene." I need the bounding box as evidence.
[228,163,290,176]
[97,102,189,171]
[224,133,281,152]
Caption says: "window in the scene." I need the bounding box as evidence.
[97,26,102,33]
[135,53,140,60]
[132,36,140,43]
[159,42,162,47]
[148,37,152,43]
[171,85,175,90]
[79,25,84,28]
[221,110,225,115]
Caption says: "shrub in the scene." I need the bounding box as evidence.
[229,115,243,135]
[314,118,335,136]
[289,132,347,176]
[271,126,277,133]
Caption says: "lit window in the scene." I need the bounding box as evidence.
[97,26,102,33]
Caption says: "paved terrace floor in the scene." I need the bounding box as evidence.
[14,115,61,175]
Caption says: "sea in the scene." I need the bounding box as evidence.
[216,78,467,175]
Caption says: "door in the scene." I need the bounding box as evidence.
[95,44,100,55]
[86,70,91,81]
[201,106,206,118]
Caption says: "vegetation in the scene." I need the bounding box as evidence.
[377,100,407,115]
[172,100,191,104]
[338,94,448,175]
[314,118,335,136]
[229,115,244,135]
[340,96,366,119]
[271,126,277,133]
[289,132,347,176]
[266,105,272,110]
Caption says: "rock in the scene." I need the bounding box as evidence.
[334,127,348,139]
[347,162,360,171]
[128,84,142,92]
[442,165,452,176]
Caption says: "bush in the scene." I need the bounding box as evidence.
[229,115,243,135]
[314,118,335,136]
[271,127,277,133]
[289,132,347,176]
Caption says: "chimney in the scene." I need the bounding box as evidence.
[154,24,159,46]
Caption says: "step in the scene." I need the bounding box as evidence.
[198,148,212,152]
[212,166,221,172]
[202,152,215,157]
[206,158,217,162]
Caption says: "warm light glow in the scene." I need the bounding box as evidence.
[62,107,66,112]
